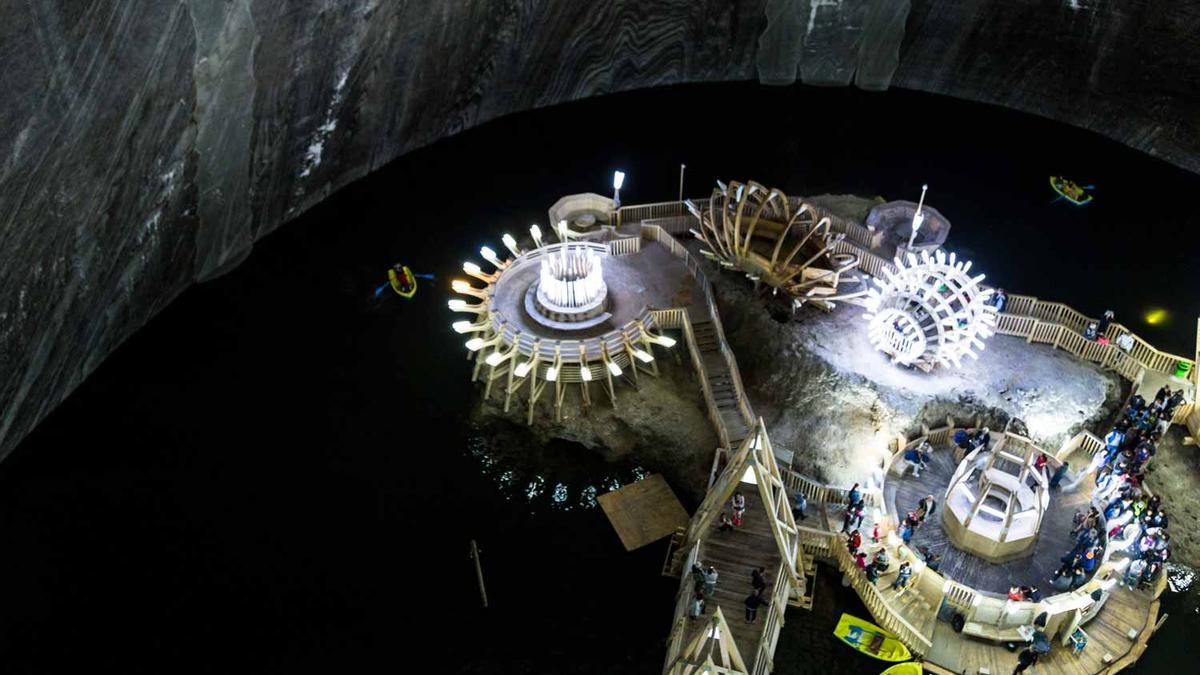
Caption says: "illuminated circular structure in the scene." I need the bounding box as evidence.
[530,244,609,327]
[448,224,677,422]
[863,249,997,370]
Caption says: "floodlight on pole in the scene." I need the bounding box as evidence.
[462,261,496,283]
[465,335,501,352]
[452,320,488,334]
[448,298,486,314]
[678,164,686,203]
[908,183,928,249]
[451,279,487,299]
[612,170,625,208]
[644,332,676,348]
[501,233,521,257]
[480,246,506,269]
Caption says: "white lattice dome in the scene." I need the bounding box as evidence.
[863,249,997,369]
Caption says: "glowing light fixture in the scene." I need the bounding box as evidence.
[480,246,504,269]
[465,337,487,351]
[501,233,520,257]
[612,170,625,208]
[644,332,676,348]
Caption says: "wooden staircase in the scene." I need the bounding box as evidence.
[691,320,751,445]
[688,482,783,668]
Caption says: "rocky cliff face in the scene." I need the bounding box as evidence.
[1,1,1194,458]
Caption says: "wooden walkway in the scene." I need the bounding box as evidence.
[886,442,1096,595]
[685,484,783,663]
[691,320,751,446]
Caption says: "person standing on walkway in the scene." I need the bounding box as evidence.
[691,563,706,590]
[891,562,913,591]
[1098,309,1115,337]
[1012,647,1039,674]
[916,494,936,521]
[744,589,768,623]
[791,489,808,521]
[702,566,719,598]
[688,591,706,620]
[731,491,746,527]
[847,529,862,554]
[847,483,862,509]
[841,503,864,532]
[1050,460,1070,489]
[902,446,931,478]
[718,512,734,533]
[751,567,768,594]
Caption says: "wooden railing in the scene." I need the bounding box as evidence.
[649,307,730,450]
[943,579,979,612]
[608,236,641,256]
[752,563,793,675]
[662,539,702,670]
[644,224,757,436]
[831,539,934,655]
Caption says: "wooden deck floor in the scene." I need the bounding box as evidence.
[685,482,782,668]
[798,447,1160,675]
[887,442,1097,595]
[924,583,1158,675]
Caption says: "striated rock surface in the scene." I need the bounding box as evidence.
[471,354,718,506]
[2,1,1195,458]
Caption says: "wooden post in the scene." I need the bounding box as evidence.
[469,539,488,608]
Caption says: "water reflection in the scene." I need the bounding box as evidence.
[467,431,647,512]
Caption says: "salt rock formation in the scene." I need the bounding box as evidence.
[1,1,1193,459]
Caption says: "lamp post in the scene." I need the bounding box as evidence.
[612,170,625,208]
[678,163,686,204]
[908,183,928,250]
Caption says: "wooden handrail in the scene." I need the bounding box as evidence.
[832,541,933,655]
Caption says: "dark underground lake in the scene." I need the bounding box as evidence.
[1,82,1197,673]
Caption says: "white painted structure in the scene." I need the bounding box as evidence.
[863,249,997,370]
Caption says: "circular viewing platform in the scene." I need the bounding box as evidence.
[887,432,1092,594]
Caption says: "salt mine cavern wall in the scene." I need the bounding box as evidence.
[1,0,1197,460]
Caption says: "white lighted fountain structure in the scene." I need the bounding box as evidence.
[863,249,997,371]
[529,243,610,329]
[448,221,675,423]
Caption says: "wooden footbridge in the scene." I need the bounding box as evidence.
[608,198,1200,675]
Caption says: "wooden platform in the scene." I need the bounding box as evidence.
[887,441,1095,595]
[598,473,690,551]
[923,584,1159,675]
[684,481,783,668]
